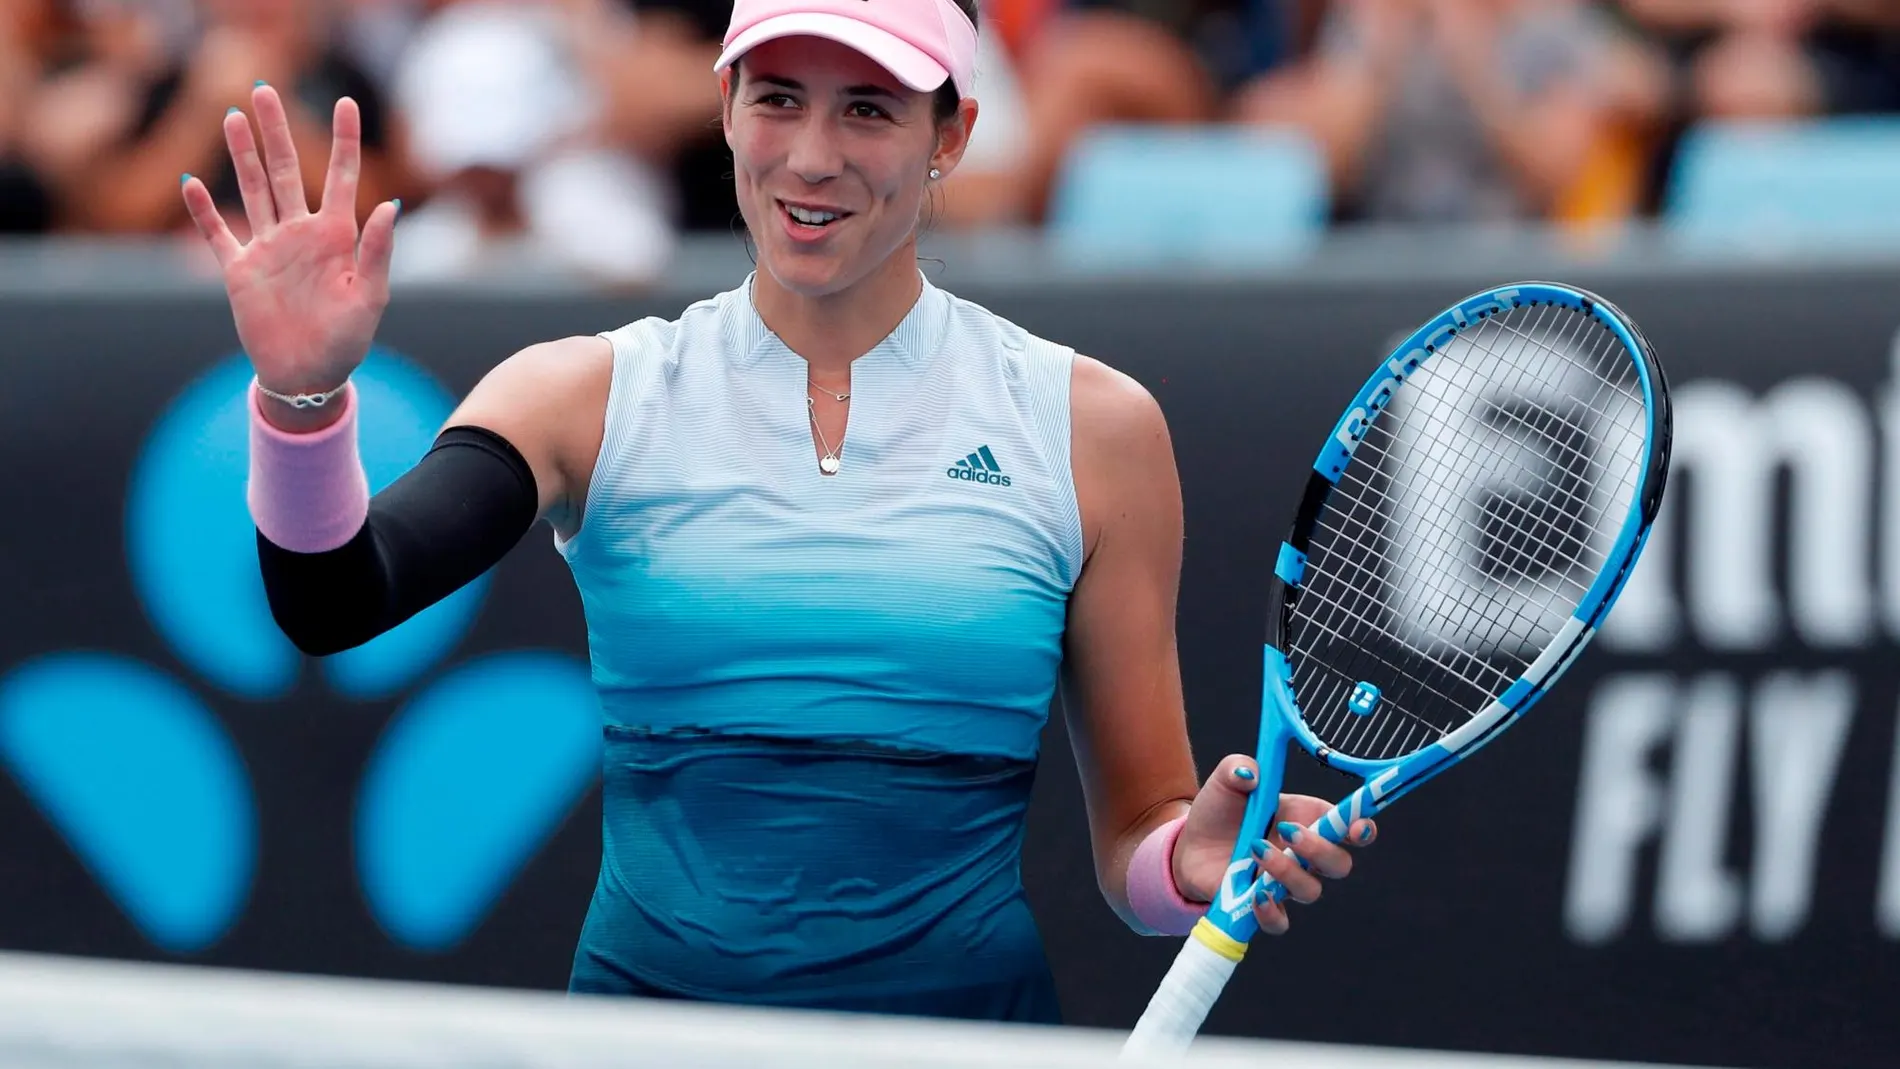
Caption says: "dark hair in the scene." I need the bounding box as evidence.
[932,0,980,122]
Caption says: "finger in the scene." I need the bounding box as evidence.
[181,174,242,269]
[252,82,309,217]
[319,96,361,220]
[1215,754,1260,793]
[1276,821,1353,880]
[224,106,277,236]
[355,198,400,297]
[1178,755,1269,839]
[1252,894,1290,937]
[1252,837,1322,904]
[1271,795,1379,850]
[1269,793,1334,827]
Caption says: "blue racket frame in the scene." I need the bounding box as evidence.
[1202,281,1673,944]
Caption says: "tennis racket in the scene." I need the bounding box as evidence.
[1123,281,1673,1055]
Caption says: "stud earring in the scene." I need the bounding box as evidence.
[929,167,941,180]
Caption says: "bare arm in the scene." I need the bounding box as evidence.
[1446,75,1606,216]
[1619,0,1769,32]
[1062,356,1378,936]
[74,78,234,232]
[1233,6,1415,201]
[572,6,724,162]
[1062,355,1200,924]
[442,335,614,540]
[1432,5,1616,216]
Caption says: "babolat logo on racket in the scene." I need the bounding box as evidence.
[1331,288,1523,465]
[1334,353,1416,452]
[1346,682,1381,716]
[947,446,1011,486]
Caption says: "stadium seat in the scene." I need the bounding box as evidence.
[1045,123,1329,269]
[1665,117,1900,248]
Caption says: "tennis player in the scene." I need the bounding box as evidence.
[181,0,1378,1023]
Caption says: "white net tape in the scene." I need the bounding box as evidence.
[0,952,1728,1069]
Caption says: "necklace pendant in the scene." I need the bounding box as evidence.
[819,455,841,475]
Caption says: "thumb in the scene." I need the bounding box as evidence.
[1180,754,1265,847]
[356,198,400,295]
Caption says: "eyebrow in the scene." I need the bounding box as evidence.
[752,74,903,100]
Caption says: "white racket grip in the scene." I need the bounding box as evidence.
[1121,931,1239,1059]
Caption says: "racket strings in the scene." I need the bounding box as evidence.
[1322,305,1634,702]
[1378,313,1640,554]
[1303,306,1645,757]
[1289,302,1649,761]
[1326,307,1621,602]
[1296,313,1615,730]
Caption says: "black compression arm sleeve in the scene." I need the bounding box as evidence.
[256,425,540,656]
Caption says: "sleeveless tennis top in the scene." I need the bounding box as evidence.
[556,273,1084,1020]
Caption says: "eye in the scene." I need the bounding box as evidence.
[847,101,891,120]
[754,92,798,109]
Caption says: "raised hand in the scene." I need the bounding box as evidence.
[182,83,397,429]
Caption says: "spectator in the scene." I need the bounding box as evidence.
[929,0,1352,227]
[1613,1,1900,214]
[566,0,730,232]
[388,0,674,282]
[1621,0,1900,121]
[1233,0,1669,226]
[42,0,409,238]
[999,6,1221,223]
[0,0,63,233]
[332,0,430,90]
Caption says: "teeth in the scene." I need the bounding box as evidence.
[787,205,839,225]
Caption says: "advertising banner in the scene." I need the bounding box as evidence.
[3,267,1897,1068]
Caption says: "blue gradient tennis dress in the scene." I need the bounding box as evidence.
[556,274,1085,1021]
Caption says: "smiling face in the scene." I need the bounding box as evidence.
[723,35,974,299]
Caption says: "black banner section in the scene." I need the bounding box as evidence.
[3,267,1898,1069]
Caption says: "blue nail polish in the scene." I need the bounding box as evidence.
[1233,766,1255,782]
[1276,821,1302,844]
[1359,824,1375,845]
[393,198,403,219]
[180,172,191,185]
[227,106,240,115]
[254,79,267,87]
[1248,838,1269,858]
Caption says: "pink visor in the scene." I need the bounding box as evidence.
[714,0,978,99]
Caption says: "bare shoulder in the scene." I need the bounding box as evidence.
[1069,354,1181,562]
[453,334,613,447]
[1071,353,1174,473]
[447,334,615,532]
[480,334,615,399]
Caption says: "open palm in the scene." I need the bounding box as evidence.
[182,84,398,404]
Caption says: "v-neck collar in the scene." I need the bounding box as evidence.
[729,271,951,373]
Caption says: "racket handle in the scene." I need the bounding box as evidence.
[1121,925,1240,1059]
[1254,784,1382,906]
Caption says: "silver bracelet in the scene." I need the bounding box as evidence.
[255,378,350,410]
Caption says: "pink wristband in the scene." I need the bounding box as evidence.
[1126,816,1206,937]
[247,381,371,553]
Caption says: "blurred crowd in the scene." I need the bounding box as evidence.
[0,0,1896,279]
